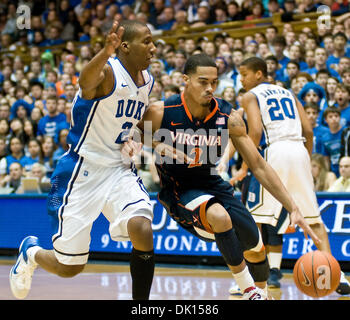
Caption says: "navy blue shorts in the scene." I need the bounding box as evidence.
[158,179,261,251]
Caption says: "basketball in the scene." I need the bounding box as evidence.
[293,250,341,298]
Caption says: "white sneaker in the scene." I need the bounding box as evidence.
[9,236,39,299]
[229,283,242,296]
[242,286,268,300]
[336,271,350,295]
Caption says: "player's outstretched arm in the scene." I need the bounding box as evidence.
[79,20,124,98]
[228,111,321,246]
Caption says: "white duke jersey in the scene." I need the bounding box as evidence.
[249,83,304,147]
[67,57,154,166]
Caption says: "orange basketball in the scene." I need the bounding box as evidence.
[293,250,341,298]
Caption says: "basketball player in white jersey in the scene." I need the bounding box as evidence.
[10,20,158,300]
[231,57,349,294]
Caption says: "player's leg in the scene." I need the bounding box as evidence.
[205,202,267,299]
[309,222,331,252]
[9,236,85,299]
[104,172,155,300]
[10,152,100,299]
[128,216,155,300]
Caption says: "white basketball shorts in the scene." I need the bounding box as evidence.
[245,140,323,229]
[47,151,153,265]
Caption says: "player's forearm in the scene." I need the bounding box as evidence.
[79,48,110,90]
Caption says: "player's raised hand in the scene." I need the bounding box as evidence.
[104,20,124,56]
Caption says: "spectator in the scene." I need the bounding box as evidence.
[163,84,180,99]
[321,106,345,177]
[53,128,69,167]
[203,41,217,59]
[305,49,315,70]
[9,118,25,143]
[29,81,44,104]
[265,25,278,54]
[285,60,300,86]
[336,56,350,76]
[333,83,350,128]
[184,38,197,57]
[245,1,266,26]
[0,118,10,142]
[295,72,314,94]
[341,68,350,86]
[23,119,37,147]
[0,162,24,193]
[30,107,44,126]
[327,32,348,71]
[215,56,233,95]
[37,96,67,140]
[328,156,350,191]
[0,136,31,176]
[43,26,64,46]
[298,82,328,113]
[221,86,238,110]
[157,6,176,30]
[25,138,43,173]
[150,60,165,82]
[60,82,77,102]
[0,136,7,160]
[10,99,33,121]
[172,50,187,73]
[315,69,331,91]
[272,35,290,69]
[227,1,244,21]
[265,55,285,83]
[29,162,51,185]
[307,47,340,80]
[326,76,340,106]
[41,135,56,178]
[304,103,329,154]
[192,2,212,25]
[311,153,337,191]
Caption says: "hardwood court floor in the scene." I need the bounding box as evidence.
[0,259,349,300]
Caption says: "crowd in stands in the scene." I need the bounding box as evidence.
[0,0,350,193]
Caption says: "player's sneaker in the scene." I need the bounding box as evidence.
[229,282,242,296]
[336,272,350,295]
[242,286,268,300]
[267,268,282,288]
[9,236,39,299]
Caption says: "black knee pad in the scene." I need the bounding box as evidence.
[245,258,269,282]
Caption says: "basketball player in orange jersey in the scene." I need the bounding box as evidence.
[230,57,350,294]
[10,20,157,300]
[133,53,320,300]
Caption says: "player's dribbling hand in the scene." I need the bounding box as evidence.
[104,20,124,56]
[289,207,321,247]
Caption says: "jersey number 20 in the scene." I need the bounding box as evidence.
[267,97,295,121]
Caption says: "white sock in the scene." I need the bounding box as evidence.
[233,266,255,293]
[26,246,41,266]
[267,252,282,270]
